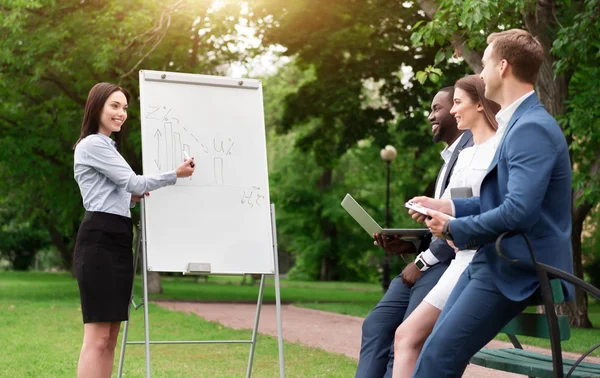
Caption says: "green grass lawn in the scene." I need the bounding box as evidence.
[149,274,383,304]
[2,270,598,378]
[0,271,358,377]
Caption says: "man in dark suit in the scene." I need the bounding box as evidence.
[414,29,574,377]
[355,87,473,378]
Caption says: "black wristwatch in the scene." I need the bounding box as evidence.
[442,220,454,241]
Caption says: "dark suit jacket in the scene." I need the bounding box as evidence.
[419,130,473,262]
[451,94,574,301]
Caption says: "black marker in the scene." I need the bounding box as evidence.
[183,150,195,168]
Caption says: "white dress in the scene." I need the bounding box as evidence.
[423,135,498,310]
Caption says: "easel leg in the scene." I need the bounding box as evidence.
[271,204,285,378]
[141,199,152,377]
[117,222,143,377]
[246,274,266,378]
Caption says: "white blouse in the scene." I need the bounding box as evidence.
[74,133,177,218]
[441,135,497,200]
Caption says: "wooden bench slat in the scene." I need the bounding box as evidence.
[501,348,600,372]
[472,351,568,377]
[471,354,596,378]
[502,313,571,340]
[472,349,600,377]
[491,349,600,374]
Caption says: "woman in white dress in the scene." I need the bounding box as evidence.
[391,75,501,378]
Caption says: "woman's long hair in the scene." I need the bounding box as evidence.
[454,75,501,130]
[73,82,130,149]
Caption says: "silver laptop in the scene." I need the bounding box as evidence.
[341,194,428,238]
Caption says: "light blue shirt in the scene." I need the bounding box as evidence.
[74,133,177,218]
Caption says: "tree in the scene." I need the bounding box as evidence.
[0,200,51,270]
[0,222,51,271]
[411,0,600,327]
[0,0,252,278]
[260,58,440,282]
[249,0,468,283]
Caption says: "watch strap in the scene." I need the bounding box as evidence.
[442,220,454,241]
[414,252,430,272]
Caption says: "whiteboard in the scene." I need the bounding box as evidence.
[139,70,274,274]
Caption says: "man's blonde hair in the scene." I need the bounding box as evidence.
[487,29,544,84]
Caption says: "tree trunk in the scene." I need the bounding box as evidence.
[319,221,338,281]
[524,3,591,328]
[320,256,329,281]
[147,271,163,294]
[558,201,593,327]
[317,167,338,281]
[47,223,75,271]
[135,237,163,294]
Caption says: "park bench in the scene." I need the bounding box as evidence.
[470,231,600,378]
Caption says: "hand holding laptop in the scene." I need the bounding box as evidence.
[340,194,428,239]
[373,233,417,255]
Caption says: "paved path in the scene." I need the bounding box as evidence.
[156,301,599,377]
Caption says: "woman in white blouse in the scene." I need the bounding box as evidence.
[72,83,195,378]
[392,75,501,378]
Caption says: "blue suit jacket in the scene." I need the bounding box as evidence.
[450,94,574,302]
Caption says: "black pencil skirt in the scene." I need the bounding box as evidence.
[73,211,134,323]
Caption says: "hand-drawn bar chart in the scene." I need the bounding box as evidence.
[144,105,265,207]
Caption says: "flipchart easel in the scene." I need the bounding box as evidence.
[116,202,284,378]
[117,70,284,377]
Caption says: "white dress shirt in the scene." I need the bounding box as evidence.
[434,137,462,200]
[495,90,535,147]
[420,136,463,266]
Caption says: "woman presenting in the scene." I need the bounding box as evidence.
[72,82,195,377]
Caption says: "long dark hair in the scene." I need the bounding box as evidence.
[454,75,500,130]
[73,82,130,149]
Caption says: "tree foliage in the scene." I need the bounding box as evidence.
[0,0,251,268]
[249,0,468,282]
[250,0,468,166]
[0,203,51,270]
[262,59,444,281]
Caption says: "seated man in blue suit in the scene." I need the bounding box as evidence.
[410,28,574,377]
[355,87,473,378]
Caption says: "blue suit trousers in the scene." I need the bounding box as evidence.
[356,261,450,378]
[412,261,531,377]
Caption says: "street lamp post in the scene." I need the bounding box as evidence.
[380,145,397,292]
